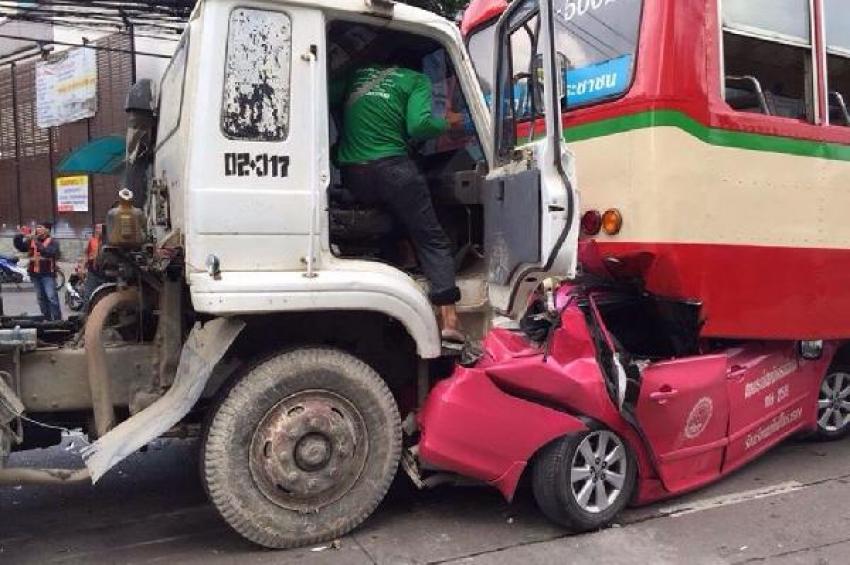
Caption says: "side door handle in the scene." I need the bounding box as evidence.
[650,387,680,405]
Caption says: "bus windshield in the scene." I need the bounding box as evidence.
[553,0,643,110]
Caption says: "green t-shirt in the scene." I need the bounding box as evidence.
[334,65,448,165]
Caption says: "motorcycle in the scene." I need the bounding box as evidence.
[0,255,67,291]
[0,254,27,284]
[64,271,85,312]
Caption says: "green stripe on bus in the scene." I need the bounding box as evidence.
[563,109,850,161]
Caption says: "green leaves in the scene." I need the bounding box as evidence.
[402,0,470,19]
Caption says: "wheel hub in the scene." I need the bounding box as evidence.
[294,433,332,471]
[818,372,850,433]
[570,431,628,514]
[249,390,368,511]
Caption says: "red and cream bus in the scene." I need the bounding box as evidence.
[462,0,850,340]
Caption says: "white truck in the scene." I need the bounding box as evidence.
[0,0,578,548]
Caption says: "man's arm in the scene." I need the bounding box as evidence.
[328,71,352,110]
[36,238,59,259]
[406,73,449,140]
[12,234,29,253]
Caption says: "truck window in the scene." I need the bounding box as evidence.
[157,34,188,148]
[553,0,643,110]
[825,0,850,126]
[221,8,292,141]
[721,0,815,122]
[494,0,642,155]
[468,23,497,104]
[493,2,544,155]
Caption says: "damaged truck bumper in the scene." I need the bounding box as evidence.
[416,366,588,501]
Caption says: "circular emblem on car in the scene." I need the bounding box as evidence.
[684,397,714,439]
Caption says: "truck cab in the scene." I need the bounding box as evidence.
[153,0,578,351]
[0,0,579,551]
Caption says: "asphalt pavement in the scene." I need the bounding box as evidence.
[3,287,850,564]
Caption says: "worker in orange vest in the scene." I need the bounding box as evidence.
[13,221,62,321]
[80,223,106,307]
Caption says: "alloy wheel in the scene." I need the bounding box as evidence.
[569,430,628,514]
[818,372,850,433]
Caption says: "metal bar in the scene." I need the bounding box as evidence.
[10,62,22,226]
[87,118,94,226]
[127,20,137,84]
[0,33,172,59]
[0,467,91,485]
[48,127,57,227]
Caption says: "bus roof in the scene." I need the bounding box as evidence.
[461,0,506,36]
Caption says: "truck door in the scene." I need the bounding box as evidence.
[484,0,579,316]
[634,356,730,493]
[186,3,327,274]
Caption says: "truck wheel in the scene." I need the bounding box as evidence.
[815,369,850,440]
[532,429,636,533]
[202,347,401,548]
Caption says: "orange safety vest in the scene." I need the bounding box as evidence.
[85,236,99,264]
[29,237,55,274]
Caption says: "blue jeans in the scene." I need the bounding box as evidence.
[32,272,61,321]
[342,156,460,306]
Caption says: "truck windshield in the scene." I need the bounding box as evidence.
[553,0,643,110]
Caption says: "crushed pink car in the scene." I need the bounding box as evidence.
[414,278,846,531]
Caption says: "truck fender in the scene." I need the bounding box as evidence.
[188,268,442,358]
[81,317,245,482]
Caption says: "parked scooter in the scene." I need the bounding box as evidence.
[64,271,85,312]
[0,254,27,284]
[0,255,66,290]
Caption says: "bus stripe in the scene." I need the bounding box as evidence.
[564,110,850,162]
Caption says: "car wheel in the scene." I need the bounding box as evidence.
[532,429,636,532]
[202,347,401,548]
[815,369,850,440]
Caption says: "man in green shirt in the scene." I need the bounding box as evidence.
[337,57,465,342]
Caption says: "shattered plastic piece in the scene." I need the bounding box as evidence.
[81,318,245,482]
[310,540,342,552]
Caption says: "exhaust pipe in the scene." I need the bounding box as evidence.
[84,288,140,438]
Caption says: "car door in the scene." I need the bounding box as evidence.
[634,355,730,493]
[723,344,811,473]
[484,0,579,317]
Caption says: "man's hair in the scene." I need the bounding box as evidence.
[393,48,424,71]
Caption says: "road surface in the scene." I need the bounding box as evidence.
[3,287,850,564]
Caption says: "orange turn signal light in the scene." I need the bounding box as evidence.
[601,209,623,236]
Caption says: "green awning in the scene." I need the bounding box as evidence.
[56,135,126,175]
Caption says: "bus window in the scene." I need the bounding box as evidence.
[825,0,850,126]
[721,0,815,122]
[553,0,643,111]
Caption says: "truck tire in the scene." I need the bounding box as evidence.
[532,429,636,533]
[202,347,401,548]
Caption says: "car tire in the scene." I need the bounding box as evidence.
[532,428,636,532]
[202,347,401,549]
[815,368,850,441]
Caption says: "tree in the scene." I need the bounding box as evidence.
[402,0,470,19]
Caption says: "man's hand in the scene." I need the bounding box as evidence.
[446,111,465,130]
